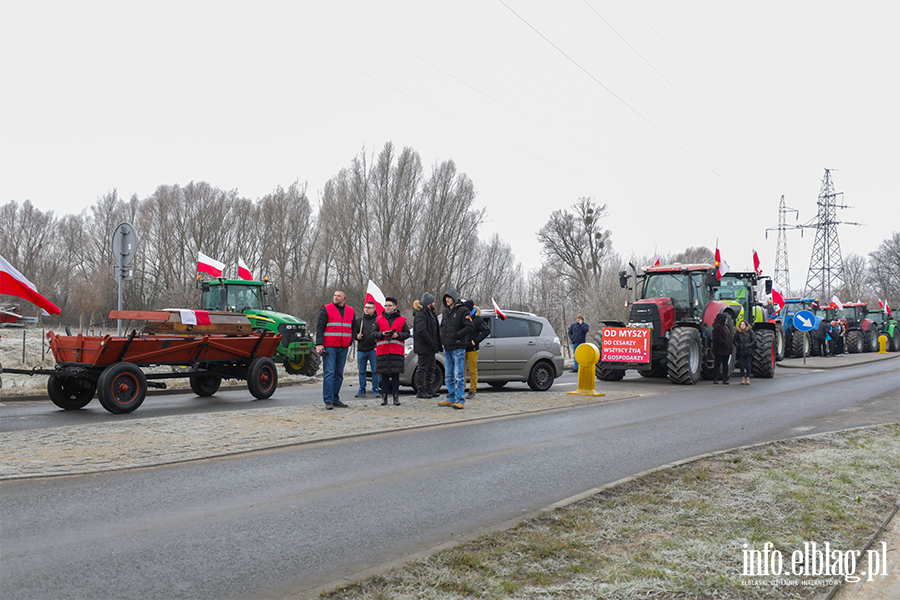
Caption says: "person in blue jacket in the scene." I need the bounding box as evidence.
[567,314,589,372]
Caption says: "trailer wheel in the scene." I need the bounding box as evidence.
[47,375,96,410]
[248,357,278,399]
[190,374,222,397]
[97,363,147,414]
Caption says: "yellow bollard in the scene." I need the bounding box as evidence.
[567,342,606,397]
[878,335,888,354]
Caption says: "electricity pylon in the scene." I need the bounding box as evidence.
[765,195,800,294]
[802,169,859,301]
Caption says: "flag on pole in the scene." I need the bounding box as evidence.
[652,247,660,267]
[0,253,62,315]
[714,241,729,281]
[771,282,785,313]
[366,279,385,314]
[237,257,253,281]
[492,297,507,320]
[830,296,843,311]
[887,302,893,318]
[198,251,225,278]
[752,249,762,275]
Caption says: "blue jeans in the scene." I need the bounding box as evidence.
[321,346,349,403]
[444,348,466,403]
[357,349,379,393]
[572,343,581,371]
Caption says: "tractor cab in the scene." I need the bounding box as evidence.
[200,279,277,313]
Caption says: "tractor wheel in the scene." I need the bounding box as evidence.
[97,363,147,414]
[774,327,785,362]
[751,330,776,378]
[790,330,810,358]
[667,327,701,385]
[284,351,321,376]
[190,374,222,397]
[637,361,668,378]
[248,357,278,399]
[890,329,900,352]
[847,330,864,354]
[863,328,879,353]
[47,375,96,410]
[595,363,625,381]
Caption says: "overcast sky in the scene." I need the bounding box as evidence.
[2,1,897,293]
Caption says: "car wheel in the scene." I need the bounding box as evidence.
[527,362,554,391]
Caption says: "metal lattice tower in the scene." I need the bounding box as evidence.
[766,195,800,294]
[803,169,857,300]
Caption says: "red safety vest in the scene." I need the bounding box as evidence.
[376,315,406,356]
[323,303,354,347]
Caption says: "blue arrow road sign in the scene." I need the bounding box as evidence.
[794,310,816,332]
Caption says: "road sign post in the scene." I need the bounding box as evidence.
[112,223,138,336]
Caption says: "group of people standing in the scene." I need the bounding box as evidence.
[712,314,758,385]
[815,317,845,356]
[313,288,489,411]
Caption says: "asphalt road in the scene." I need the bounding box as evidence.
[1,361,897,600]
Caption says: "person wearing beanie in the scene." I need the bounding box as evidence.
[463,300,490,400]
[567,314,589,373]
[413,292,441,398]
[439,288,474,409]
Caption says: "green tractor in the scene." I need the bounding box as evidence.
[867,307,900,352]
[712,272,780,377]
[199,278,321,376]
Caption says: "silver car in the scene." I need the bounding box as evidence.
[399,309,564,393]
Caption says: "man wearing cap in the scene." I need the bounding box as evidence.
[413,292,441,399]
[568,314,589,373]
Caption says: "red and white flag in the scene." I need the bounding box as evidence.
[492,297,507,320]
[237,257,253,281]
[771,282,785,313]
[887,302,893,318]
[752,249,762,275]
[714,241,729,281]
[652,248,660,267]
[365,279,385,314]
[0,253,61,315]
[830,296,843,311]
[198,251,225,278]
[176,309,211,326]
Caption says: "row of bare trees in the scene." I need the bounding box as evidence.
[1,143,524,331]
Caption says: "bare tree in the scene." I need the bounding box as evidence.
[868,232,900,307]
[838,253,871,302]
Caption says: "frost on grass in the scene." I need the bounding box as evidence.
[321,424,899,600]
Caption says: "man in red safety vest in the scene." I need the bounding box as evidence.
[315,289,355,409]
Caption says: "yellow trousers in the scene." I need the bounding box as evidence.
[465,350,478,393]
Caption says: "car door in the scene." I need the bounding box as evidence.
[475,317,494,378]
[491,316,537,379]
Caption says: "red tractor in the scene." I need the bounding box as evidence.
[842,302,880,353]
[595,263,741,384]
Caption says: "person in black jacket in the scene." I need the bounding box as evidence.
[733,319,757,385]
[353,301,381,398]
[439,288,474,409]
[712,313,733,384]
[816,317,830,357]
[463,300,490,400]
[413,293,441,399]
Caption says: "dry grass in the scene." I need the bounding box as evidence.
[321,424,900,600]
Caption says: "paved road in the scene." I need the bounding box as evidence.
[1,357,896,600]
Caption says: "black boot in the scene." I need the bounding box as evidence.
[381,390,388,406]
[393,393,401,406]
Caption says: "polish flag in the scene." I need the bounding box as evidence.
[238,257,253,281]
[652,249,660,267]
[198,251,225,278]
[492,297,507,320]
[176,309,211,326]
[714,242,729,281]
[771,282,785,312]
[831,296,843,311]
[365,279,385,314]
[0,253,61,315]
[887,303,893,318]
[752,249,762,275]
